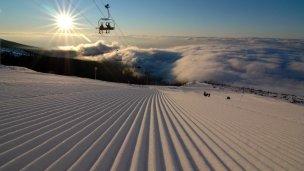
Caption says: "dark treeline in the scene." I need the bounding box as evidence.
[1,52,167,85]
[0,39,184,85]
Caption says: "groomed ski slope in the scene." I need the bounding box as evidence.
[0,66,304,171]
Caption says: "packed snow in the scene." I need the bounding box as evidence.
[0,66,304,171]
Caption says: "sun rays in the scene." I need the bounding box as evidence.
[41,0,91,45]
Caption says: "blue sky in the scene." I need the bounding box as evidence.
[112,0,304,38]
[0,0,304,46]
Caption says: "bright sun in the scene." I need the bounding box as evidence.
[56,14,73,31]
[48,6,91,42]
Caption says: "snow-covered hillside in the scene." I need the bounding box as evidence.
[0,66,304,171]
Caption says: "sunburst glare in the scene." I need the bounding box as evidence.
[56,14,74,31]
[41,0,91,43]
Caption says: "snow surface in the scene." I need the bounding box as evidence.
[0,66,304,171]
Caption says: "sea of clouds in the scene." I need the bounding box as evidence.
[59,37,304,95]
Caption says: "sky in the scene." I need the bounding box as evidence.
[0,0,304,47]
[0,0,304,95]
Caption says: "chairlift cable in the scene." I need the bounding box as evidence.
[100,1,133,47]
[65,0,119,59]
[92,0,126,59]
[66,0,96,29]
[101,1,134,47]
[93,0,129,47]
[93,0,106,18]
[92,0,111,43]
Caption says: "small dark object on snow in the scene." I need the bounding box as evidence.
[204,91,211,97]
[227,96,231,100]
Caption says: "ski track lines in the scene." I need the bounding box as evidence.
[1,75,304,170]
[164,90,304,170]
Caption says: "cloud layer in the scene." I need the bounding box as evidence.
[59,40,120,56]
[172,39,304,95]
[60,38,304,95]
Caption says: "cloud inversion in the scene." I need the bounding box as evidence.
[60,38,304,95]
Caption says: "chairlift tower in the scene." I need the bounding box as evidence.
[94,66,98,80]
